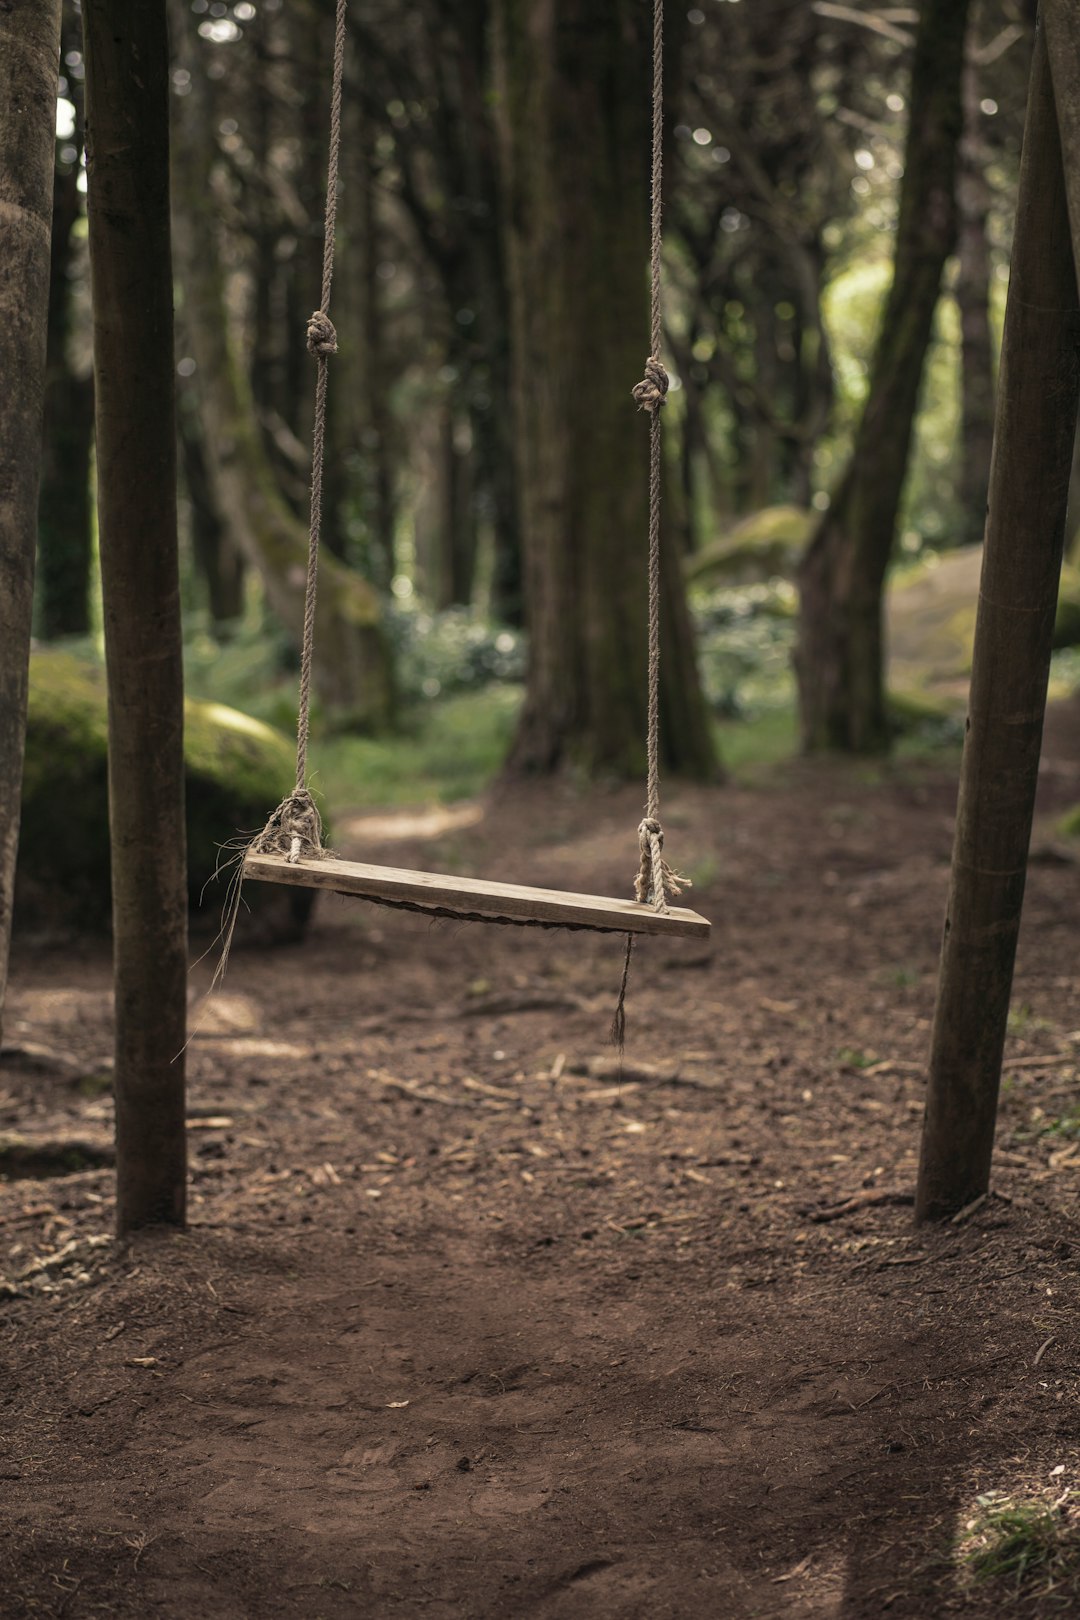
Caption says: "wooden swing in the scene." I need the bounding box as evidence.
[243,0,710,949]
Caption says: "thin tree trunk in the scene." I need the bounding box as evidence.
[324,76,396,589]
[796,0,970,753]
[0,0,63,1048]
[178,398,246,625]
[38,3,95,640]
[433,403,477,610]
[493,0,715,780]
[84,0,188,1232]
[916,24,1080,1223]
[956,18,997,548]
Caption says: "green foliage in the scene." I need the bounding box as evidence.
[388,604,525,702]
[960,1495,1080,1596]
[887,688,965,747]
[713,708,798,777]
[183,613,306,734]
[313,686,522,810]
[1054,564,1080,650]
[692,581,797,719]
[1040,1105,1080,1142]
[1006,1003,1049,1039]
[820,263,968,550]
[18,649,309,936]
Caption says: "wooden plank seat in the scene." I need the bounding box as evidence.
[245,852,711,939]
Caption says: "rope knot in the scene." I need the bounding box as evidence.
[306,309,338,357]
[632,355,669,413]
[634,815,689,911]
[251,788,326,864]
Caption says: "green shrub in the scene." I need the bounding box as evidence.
[387,604,525,702]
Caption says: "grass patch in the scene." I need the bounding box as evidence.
[960,1494,1080,1598]
[310,686,522,812]
[1007,1002,1052,1039]
[714,706,798,777]
[837,1046,875,1069]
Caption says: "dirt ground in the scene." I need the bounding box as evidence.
[4,707,1080,1619]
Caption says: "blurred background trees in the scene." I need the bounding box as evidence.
[30,0,1049,823]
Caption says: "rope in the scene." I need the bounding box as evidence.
[255,0,347,865]
[617,0,689,1051]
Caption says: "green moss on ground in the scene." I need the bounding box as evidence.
[17,650,313,938]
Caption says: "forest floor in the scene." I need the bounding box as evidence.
[5,704,1080,1619]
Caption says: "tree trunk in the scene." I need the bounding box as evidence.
[915,23,1080,1223]
[493,0,715,780]
[169,0,393,725]
[38,4,95,640]
[84,0,188,1233]
[178,396,247,626]
[324,76,396,588]
[795,0,970,754]
[433,403,477,610]
[956,17,997,549]
[0,0,63,1052]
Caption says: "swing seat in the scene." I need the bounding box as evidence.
[244,851,711,939]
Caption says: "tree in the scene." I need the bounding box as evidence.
[84,0,188,1232]
[38,1,96,640]
[672,0,854,524]
[168,0,394,725]
[916,20,1080,1222]
[492,0,715,779]
[0,0,63,1047]
[796,0,971,753]
[357,0,524,623]
[955,8,998,550]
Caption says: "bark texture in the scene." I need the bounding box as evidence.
[38,3,95,640]
[493,0,715,780]
[955,19,997,549]
[0,0,63,1047]
[84,0,188,1232]
[916,23,1080,1222]
[796,0,970,753]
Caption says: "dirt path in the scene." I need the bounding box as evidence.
[4,717,1080,1618]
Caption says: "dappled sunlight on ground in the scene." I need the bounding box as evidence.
[337,800,486,845]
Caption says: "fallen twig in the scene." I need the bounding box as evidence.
[803,1189,914,1224]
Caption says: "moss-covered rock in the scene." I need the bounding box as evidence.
[686,506,814,587]
[16,649,315,939]
[888,547,1080,704]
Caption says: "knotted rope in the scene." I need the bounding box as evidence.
[208,0,347,988]
[256,0,348,862]
[613,0,688,1052]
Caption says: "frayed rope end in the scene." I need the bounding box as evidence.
[611,932,634,1057]
[209,788,329,996]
